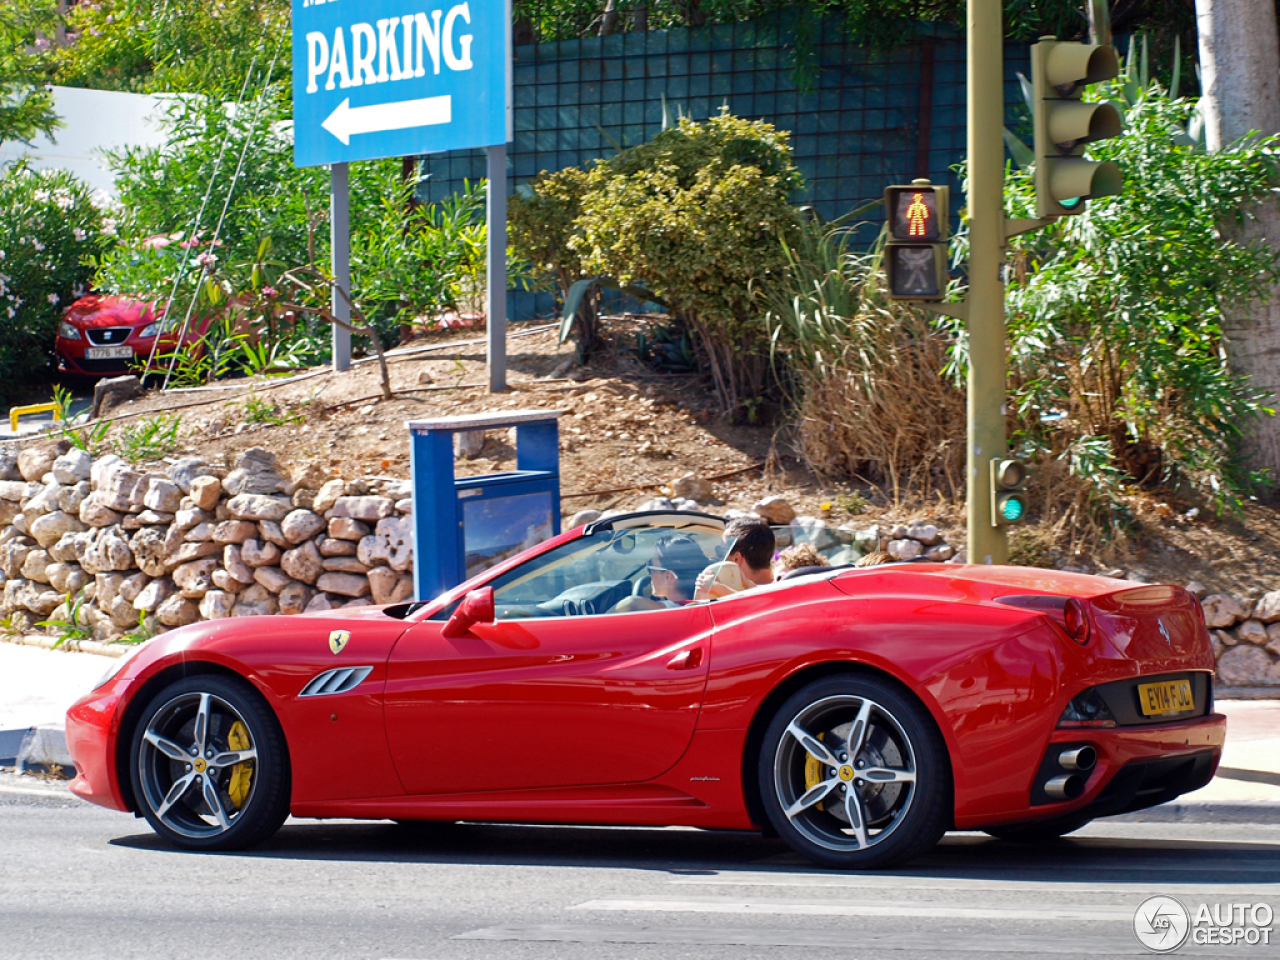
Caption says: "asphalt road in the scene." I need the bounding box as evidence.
[2,775,1278,960]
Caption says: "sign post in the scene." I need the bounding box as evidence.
[291,0,512,378]
[329,161,352,371]
[486,143,507,391]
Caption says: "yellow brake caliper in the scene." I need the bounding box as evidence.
[803,732,826,811]
[225,721,253,809]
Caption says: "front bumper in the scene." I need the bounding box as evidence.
[960,712,1227,831]
[65,686,131,812]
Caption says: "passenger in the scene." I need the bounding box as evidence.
[694,517,776,601]
[773,542,830,578]
[613,534,710,611]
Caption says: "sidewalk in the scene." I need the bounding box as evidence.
[0,639,1277,816]
[0,641,111,770]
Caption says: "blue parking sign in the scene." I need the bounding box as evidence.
[292,0,510,167]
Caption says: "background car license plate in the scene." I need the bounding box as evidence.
[86,346,133,360]
[1138,678,1194,716]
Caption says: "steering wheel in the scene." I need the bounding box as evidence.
[632,575,652,598]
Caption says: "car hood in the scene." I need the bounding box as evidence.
[63,294,156,329]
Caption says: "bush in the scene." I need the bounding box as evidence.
[509,166,598,350]
[576,113,802,413]
[996,80,1280,527]
[92,89,488,381]
[0,165,107,398]
[511,111,802,413]
[509,166,592,299]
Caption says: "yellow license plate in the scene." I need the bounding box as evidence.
[1138,679,1195,717]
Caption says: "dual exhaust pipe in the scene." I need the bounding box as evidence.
[1043,746,1097,801]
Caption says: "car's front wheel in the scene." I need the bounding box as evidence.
[129,675,290,850]
[759,674,951,869]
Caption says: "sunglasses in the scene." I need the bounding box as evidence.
[647,564,672,576]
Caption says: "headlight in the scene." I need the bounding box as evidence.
[93,642,149,690]
[139,317,175,338]
[58,321,82,340]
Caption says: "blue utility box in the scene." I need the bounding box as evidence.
[408,409,565,601]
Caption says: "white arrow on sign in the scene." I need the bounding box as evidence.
[321,95,453,146]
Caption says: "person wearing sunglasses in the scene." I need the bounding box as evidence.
[613,534,710,611]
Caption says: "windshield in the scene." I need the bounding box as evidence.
[486,525,725,618]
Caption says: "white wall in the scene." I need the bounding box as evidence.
[0,85,173,196]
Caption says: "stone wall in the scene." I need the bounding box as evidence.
[0,444,413,642]
[1197,588,1280,689]
[2,440,1277,692]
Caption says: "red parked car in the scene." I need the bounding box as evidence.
[56,294,203,377]
[65,511,1225,868]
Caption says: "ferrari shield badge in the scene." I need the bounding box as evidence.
[328,630,350,655]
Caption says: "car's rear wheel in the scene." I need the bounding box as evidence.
[759,675,951,869]
[982,814,1093,842]
[129,675,290,851]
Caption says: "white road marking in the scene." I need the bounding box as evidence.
[572,896,1133,921]
[455,924,1148,954]
[667,870,1280,897]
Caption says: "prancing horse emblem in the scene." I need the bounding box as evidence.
[328,630,350,655]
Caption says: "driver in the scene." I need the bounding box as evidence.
[612,534,709,611]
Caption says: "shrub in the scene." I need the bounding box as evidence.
[575,113,802,413]
[995,80,1280,526]
[93,89,487,380]
[0,166,107,399]
[509,166,598,349]
[512,111,802,412]
[509,166,592,299]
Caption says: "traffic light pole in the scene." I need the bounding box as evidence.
[966,0,1009,564]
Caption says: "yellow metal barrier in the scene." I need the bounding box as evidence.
[9,402,62,433]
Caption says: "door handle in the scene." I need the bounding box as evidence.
[667,648,703,670]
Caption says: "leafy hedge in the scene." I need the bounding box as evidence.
[0,165,107,399]
[510,111,802,413]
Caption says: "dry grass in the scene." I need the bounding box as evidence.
[790,307,966,504]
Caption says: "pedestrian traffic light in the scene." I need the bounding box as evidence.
[884,180,949,300]
[990,458,1030,526]
[1031,39,1123,217]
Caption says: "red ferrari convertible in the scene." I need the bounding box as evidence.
[66,511,1224,868]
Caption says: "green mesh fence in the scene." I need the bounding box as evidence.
[415,13,1031,320]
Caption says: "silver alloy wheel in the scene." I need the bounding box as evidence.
[136,691,258,840]
[771,693,917,853]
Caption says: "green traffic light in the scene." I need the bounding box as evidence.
[1059,196,1083,210]
[1000,497,1025,522]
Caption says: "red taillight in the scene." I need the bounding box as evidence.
[1063,598,1091,645]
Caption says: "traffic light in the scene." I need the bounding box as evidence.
[884,179,949,300]
[990,458,1030,526]
[1031,39,1123,217]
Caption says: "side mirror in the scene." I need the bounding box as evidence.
[441,586,495,638]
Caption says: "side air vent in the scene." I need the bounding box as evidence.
[299,666,374,697]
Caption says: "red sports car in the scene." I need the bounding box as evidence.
[65,511,1224,868]
[56,294,205,377]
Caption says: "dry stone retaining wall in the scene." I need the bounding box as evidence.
[2,441,1277,691]
[0,444,415,642]
[1194,585,1280,690]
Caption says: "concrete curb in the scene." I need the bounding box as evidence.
[1111,801,1280,824]
[0,724,76,777]
[1,634,129,658]
[1217,686,1280,700]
